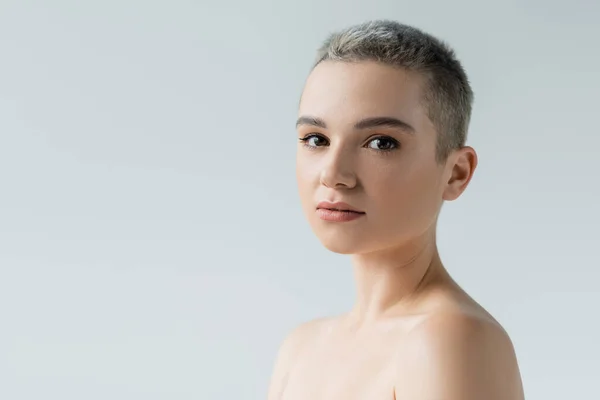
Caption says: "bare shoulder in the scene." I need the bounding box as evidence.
[267,317,333,400]
[394,309,524,400]
[278,315,333,354]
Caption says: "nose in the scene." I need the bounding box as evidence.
[319,146,357,189]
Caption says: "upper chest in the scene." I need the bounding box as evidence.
[281,324,406,400]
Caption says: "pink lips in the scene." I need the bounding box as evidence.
[316,201,365,222]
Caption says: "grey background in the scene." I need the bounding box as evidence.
[1,1,598,399]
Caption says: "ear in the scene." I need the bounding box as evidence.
[442,146,478,201]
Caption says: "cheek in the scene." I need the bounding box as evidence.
[296,156,319,201]
[368,166,442,227]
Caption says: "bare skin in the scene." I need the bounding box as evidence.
[268,60,525,399]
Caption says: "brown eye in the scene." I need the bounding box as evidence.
[299,134,328,148]
[366,137,399,151]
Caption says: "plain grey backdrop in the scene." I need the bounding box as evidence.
[1,1,598,399]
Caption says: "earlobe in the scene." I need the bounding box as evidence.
[442,147,477,201]
[442,179,462,202]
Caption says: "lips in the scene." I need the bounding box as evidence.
[323,208,362,213]
[316,200,365,214]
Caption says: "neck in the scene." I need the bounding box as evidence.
[346,229,452,329]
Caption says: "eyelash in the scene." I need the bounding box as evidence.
[298,134,400,154]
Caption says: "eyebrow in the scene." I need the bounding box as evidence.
[295,115,415,134]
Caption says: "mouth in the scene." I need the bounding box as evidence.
[316,207,366,222]
[316,200,365,214]
[322,208,364,213]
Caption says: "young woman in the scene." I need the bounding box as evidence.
[268,20,524,400]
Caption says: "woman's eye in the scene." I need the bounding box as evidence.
[367,137,398,151]
[300,135,328,147]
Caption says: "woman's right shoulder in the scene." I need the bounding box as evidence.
[281,316,334,352]
[268,317,334,399]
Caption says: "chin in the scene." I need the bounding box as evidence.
[321,242,358,254]
[316,231,374,255]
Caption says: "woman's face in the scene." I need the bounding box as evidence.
[296,60,452,254]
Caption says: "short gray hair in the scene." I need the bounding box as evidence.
[313,20,474,162]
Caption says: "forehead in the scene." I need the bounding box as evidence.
[299,61,429,128]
